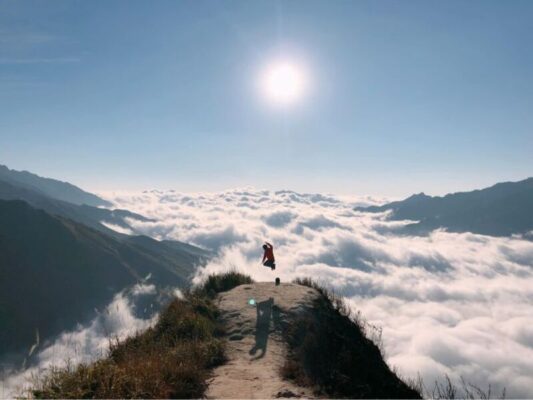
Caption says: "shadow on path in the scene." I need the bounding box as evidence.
[249,297,281,360]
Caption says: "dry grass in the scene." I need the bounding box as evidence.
[420,374,506,400]
[30,271,253,399]
[290,278,506,400]
[285,277,422,399]
[194,270,254,299]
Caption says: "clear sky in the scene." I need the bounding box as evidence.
[1,0,532,197]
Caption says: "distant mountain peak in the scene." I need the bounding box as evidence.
[406,192,430,200]
[0,164,111,207]
[356,177,533,237]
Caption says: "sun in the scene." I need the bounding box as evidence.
[259,61,308,106]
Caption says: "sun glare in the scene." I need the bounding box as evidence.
[259,61,308,106]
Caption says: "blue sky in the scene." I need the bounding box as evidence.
[1,0,532,196]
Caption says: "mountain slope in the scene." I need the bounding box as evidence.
[0,164,111,207]
[356,178,533,236]
[0,178,150,237]
[0,199,206,360]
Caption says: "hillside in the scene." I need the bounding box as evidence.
[28,273,420,399]
[356,177,533,236]
[0,168,208,259]
[0,178,150,237]
[0,165,111,208]
[0,199,207,361]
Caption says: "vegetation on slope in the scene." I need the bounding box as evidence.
[30,272,253,399]
[28,271,498,399]
[283,277,422,399]
[0,199,201,360]
[284,278,505,399]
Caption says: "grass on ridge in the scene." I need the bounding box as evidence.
[285,277,422,399]
[30,271,253,399]
[194,270,254,299]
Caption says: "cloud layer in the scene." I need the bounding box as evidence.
[1,284,159,398]
[111,188,533,397]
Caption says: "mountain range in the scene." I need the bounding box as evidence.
[0,179,152,237]
[2,164,531,368]
[0,166,209,363]
[0,165,111,208]
[356,177,533,237]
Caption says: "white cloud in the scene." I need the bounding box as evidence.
[3,187,531,397]
[1,285,159,398]
[109,188,533,397]
[100,220,135,235]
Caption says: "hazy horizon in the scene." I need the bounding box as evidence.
[3,161,532,199]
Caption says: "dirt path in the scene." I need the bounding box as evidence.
[206,282,319,399]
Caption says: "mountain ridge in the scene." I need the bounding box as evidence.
[0,165,111,207]
[356,177,533,237]
[0,178,150,237]
[0,198,208,362]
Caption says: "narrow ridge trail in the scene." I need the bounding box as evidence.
[206,282,319,399]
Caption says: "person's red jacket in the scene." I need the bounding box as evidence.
[263,243,275,262]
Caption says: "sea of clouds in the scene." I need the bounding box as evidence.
[1,284,160,398]
[3,187,532,397]
[113,188,533,397]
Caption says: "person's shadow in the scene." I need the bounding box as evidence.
[249,297,281,360]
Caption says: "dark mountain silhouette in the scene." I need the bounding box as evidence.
[356,178,533,237]
[0,176,210,262]
[0,199,208,361]
[0,178,150,237]
[0,164,112,207]
[0,170,212,261]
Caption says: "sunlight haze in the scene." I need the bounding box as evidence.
[1,0,531,196]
